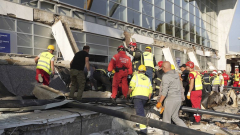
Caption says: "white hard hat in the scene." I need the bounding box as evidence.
[218,71,222,74]
[212,71,217,74]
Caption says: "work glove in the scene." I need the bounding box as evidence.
[107,72,112,78]
[159,106,165,114]
[87,71,91,78]
[156,102,162,109]
[187,92,191,100]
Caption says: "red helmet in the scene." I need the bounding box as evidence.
[213,70,217,72]
[129,42,137,47]
[117,45,125,51]
[201,72,204,75]
[204,71,208,73]
[186,61,194,69]
[158,61,163,68]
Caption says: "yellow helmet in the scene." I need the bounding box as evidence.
[171,64,175,70]
[145,46,152,50]
[138,65,146,72]
[112,70,115,74]
[47,45,55,51]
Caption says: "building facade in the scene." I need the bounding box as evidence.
[0,0,238,70]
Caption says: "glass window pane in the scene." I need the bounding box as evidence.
[87,0,107,15]
[109,38,122,48]
[18,47,33,55]
[182,9,188,21]
[174,5,181,17]
[155,20,164,33]
[190,33,195,42]
[174,16,181,28]
[196,26,201,36]
[76,42,85,51]
[109,3,126,21]
[145,0,153,3]
[34,36,56,49]
[174,0,181,6]
[165,23,173,36]
[183,20,189,31]
[196,35,201,44]
[59,0,85,8]
[154,47,163,62]
[190,14,195,24]
[127,9,140,26]
[142,15,153,29]
[86,34,107,45]
[202,38,206,46]
[128,0,140,11]
[109,47,118,56]
[155,7,164,21]
[17,34,32,47]
[182,0,188,11]
[34,24,52,38]
[21,0,38,8]
[72,32,85,42]
[0,17,15,31]
[165,12,173,24]
[175,27,181,38]
[142,1,153,16]
[58,7,70,16]
[41,2,55,13]
[183,30,189,41]
[190,23,195,33]
[88,44,108,55]
[154,0,164,9]
[165,0,173,13]
[34,49,46,55]
[17,21,32,34]
[196,8,200,18]
[110,0,127,5]
[189,4,195,14]
[196,17,200,26]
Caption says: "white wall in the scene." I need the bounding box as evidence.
[0,0,33,21]
[217,0,238,70]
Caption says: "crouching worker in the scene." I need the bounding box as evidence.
[156,61,187,135]
[128,65,152,135]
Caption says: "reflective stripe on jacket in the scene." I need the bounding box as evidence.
[202,74,211,85]
[212,75,220,85]
[130,73,153,97]
[189,71,202,91]
[143,52,154,68]
[36,52,54,75]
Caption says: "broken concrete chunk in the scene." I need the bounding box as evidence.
[33,85,65,100]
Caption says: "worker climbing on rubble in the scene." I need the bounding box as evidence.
[69,46,91,100]
[143,46,156,84]
[35,45,55,86]
[156,61,187,135]
[222,70,229,86]
[202,71,212,92]
[127,42,144,75]
[211,71,220,92]
[218,71,224,92]
[233,68,240,87]
[93,67,112,92]
[108,45,132,103]
[186,61,202,124]
[128,65,152,135]
[152,61,164,96]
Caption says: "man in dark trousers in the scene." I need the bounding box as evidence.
[153,61,164,96]
[69,46,91,100]
[127,42,144,76]
[202,70,212,92]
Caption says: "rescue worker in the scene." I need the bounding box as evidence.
[202,71,212,92]
[222,70,229,86]
[128,65,152,134]
[186,61,202,124]
[108,45,132,102]
[218,71,224,92]
[180,64,190,108]
[143,46,157,83]
[70,46,91,100]
[156,61,187,135]
[35,45,55,86]
[211,71,220,92]
[127,42,144,75]
[93,68,112,92]
[152,61,164,96]
[233,69,240,87]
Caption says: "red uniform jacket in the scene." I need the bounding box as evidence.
[108,51,132,75]
[222,73,229,81]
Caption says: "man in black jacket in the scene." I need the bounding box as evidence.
[127,42,144,76]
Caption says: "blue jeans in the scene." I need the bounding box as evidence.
[146,67,153,84]
[133,98,147,134]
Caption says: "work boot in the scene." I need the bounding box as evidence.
[38,74,43,83]
[111,98,117,105]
